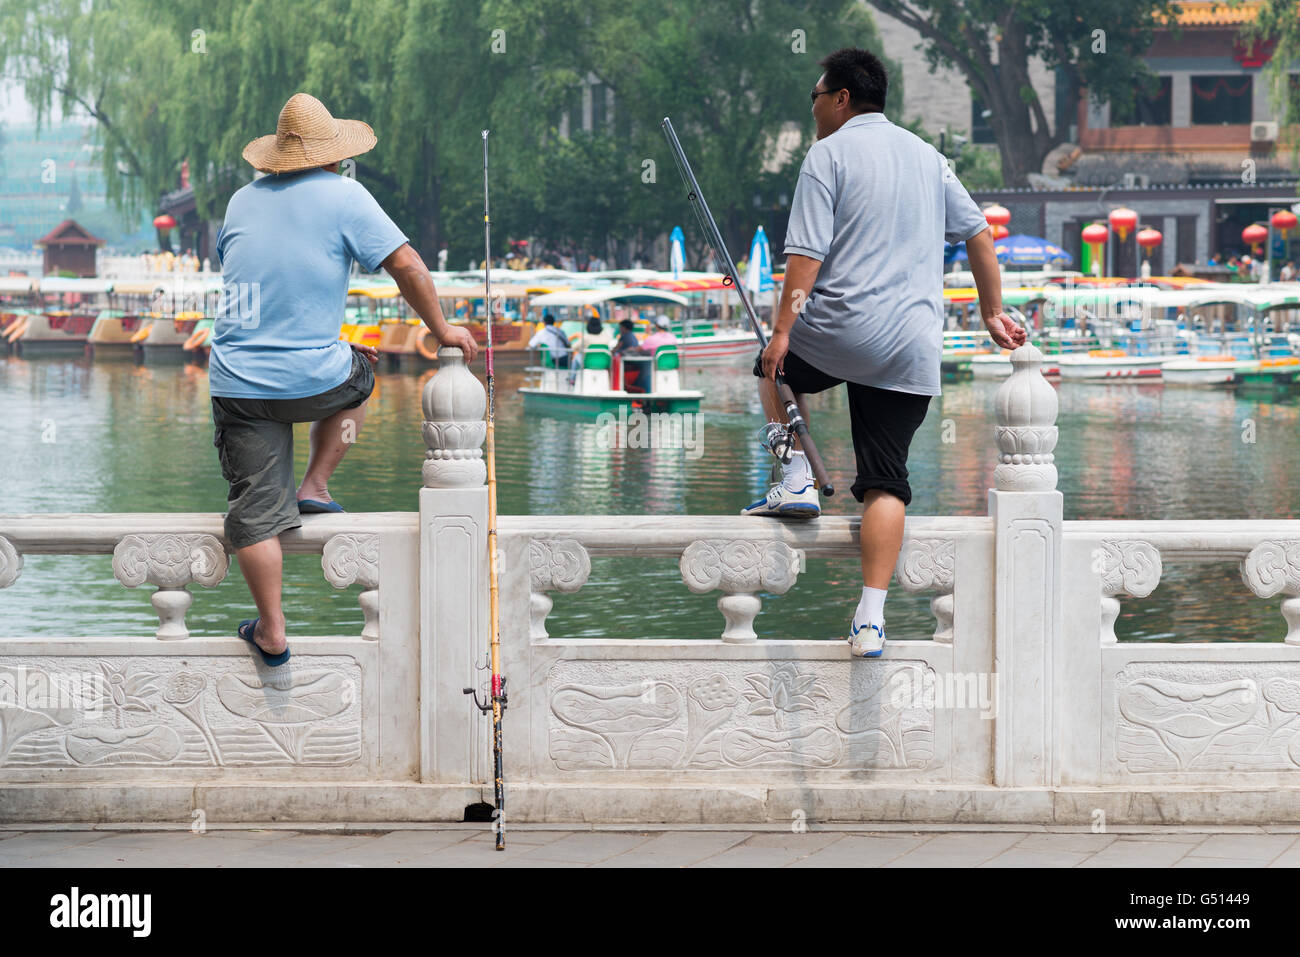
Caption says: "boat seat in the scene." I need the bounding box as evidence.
[653,344,681,393]
[579,343,613,392]
[584,344,612,370]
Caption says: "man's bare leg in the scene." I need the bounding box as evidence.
[758,377,810,438]
[296,400,368,505]
[235,536,287,655]
[860,489,905,589]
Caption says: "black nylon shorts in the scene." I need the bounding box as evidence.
[753,349,931,505]
[212,348,375,548]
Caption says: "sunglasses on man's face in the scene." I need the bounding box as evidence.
[810,88,843,103]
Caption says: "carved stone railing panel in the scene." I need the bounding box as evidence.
[322,533,380,640]
[993,344,1058,492]
[529,539,591,640]
[680,540,801,643]
[1096,540,1162,646]
[422,346,487,489]
[1242,541,1300,645]
[111,534,228,640]
[0,536,21,588]
[0,655,362,770]
[547,659,936,772]
[896,538,956,643]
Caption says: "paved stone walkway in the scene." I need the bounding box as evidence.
[3,825,1300,867]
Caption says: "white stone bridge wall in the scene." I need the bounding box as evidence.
[3,346,1300,825]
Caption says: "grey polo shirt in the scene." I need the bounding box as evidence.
[783,112,988,395]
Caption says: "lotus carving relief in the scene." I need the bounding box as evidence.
[1117,677,1258,770]
[216,671,355,762]
[550,681,682,768]
[66,725,183,765]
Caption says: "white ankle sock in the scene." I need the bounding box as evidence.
[855,586,887,625]
[780,451,812,488]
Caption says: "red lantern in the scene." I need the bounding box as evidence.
[1108,207,1138,242]
[153,214,177,231]
[1242,223,1269,253]
[991,224,1010,240]
[1271,209,1297,239]
[1082,223,1109,275]
[1136,228,1162,256]
[984,204,1011,228]
[1082,223,1109,246]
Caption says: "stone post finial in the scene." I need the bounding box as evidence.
[422,346,487,488]
[993,343,1058,492]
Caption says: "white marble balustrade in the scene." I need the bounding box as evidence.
[4,343,1300,826]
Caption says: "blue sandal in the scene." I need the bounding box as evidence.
[298,499,344,513]
[238,618,290,667]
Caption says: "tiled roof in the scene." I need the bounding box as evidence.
[971,180,1300,196]
[1071,151,1297,186]
[1174,1,1258,26]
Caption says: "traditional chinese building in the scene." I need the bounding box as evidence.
[35,219,105,277]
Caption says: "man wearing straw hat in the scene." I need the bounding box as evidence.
[211,92,477,665]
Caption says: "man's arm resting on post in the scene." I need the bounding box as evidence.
[381,243,478,361]
[761,253,822,379]
[965,227,1027,351]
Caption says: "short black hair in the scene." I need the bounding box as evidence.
[819,48,887,114]
[586,317,603,334]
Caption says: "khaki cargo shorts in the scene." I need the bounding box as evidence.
[211,348,374,548]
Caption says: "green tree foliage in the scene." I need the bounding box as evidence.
[1243,1,1300,160]
[1,0,902,265]
[867,0,1175,187]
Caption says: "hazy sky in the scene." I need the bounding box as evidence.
[0,79,74,125]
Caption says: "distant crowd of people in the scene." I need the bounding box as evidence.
[1202,253,1297,282]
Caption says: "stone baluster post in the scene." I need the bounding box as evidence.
[419,347,489,784]
[680,540,802,642]
[1241,541,1300,645]
[0,536,21,589]
[112,534,228,639]
[989,343,1063,788]
[322,534,380,640]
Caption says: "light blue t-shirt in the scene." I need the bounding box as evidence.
[784,112,989,396]
[210,169,408,399]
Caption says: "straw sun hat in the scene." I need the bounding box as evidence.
[241,93,377,174]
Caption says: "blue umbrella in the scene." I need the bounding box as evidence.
[948,233,1073,266]
[745,225,773,294]
[669,226,686,278]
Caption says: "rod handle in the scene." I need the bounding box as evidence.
[777,382,834,497]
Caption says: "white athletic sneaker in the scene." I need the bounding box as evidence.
[849,617,886,658]
[740,480,821,518]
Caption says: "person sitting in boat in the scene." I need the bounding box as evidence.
[567,316,614,382]
[638,314,678,354]
[527,311,572,368]
[613,319,641,356]
[613,318,649,394]
[577,315,613,352]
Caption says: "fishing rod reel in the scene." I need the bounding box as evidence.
[463,680,508,715]
[760,420,796,464]
[464,654,508,715]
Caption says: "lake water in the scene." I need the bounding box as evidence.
[2,352,1297,643]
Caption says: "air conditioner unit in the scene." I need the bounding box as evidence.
[1251,121,1279,143]
[1122,173,1150,189]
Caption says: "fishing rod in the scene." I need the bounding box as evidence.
[661,117,834,497]
[462,128,507,851]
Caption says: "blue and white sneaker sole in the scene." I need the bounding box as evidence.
[849,623,886,658]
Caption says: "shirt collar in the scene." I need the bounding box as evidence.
[839,112,889,132]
